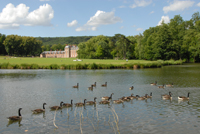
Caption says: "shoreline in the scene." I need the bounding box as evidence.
[0,61,183,70]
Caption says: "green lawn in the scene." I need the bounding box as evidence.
[0,56,157,66]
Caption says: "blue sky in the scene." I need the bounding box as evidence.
[0,0,200,37]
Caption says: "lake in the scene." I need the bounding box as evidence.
[0,63,200,134]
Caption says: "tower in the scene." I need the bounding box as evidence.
[65,45,70,58]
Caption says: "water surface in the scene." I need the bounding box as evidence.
[0,63,200,134]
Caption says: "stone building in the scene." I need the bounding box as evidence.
[40,45,78,58]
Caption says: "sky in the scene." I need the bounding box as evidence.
[0,0,200,37]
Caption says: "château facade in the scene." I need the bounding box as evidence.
[40,45,78,58]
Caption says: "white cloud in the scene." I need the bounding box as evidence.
[0,3,54,29]
[76,10,122,31]
[197,2,200,7]
[163,0,194,13]
[76,27,86,32]
[86,10,122,26]
[67,20,78,27]
[132,25,136,27]
[150,11,154,14]
[157,15,170,25]
[120,26,124,29]
[119,5,126,8]
[136,28,143,31]
[130,0,152,8]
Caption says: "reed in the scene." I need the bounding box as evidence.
[30,64,39,69]
[0,59,183,70]
[49,64,60,69]
[20,63,31,69]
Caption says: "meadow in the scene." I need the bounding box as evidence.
[0,56,183,69]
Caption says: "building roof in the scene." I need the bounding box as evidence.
[41,51,65,54]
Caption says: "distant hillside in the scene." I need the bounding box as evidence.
[36,36,94,46]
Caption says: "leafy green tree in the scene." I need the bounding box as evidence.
[0,33,7,55]
[96,45,104,59]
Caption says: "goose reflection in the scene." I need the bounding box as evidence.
[7,119,22,127]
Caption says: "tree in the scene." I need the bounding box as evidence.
[0,33,7,55]
[96,45,104,59]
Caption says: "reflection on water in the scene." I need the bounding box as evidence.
[7,119,22,127]
[0,64,200,134]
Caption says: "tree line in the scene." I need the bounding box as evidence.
[0,12,200,62]
[77,12,200,62]
[0,35,42,56]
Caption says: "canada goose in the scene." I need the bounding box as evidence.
[88,85,94,90]
[75,99,87,106]
[166,83,174,87]
[92,82,96,87]
[63,100,73,107]
[50,101,63,110]
[137,94,148,100]
[150,81,157,86]
[127,93,137,99]
[158,84,165,89]
[99,97,111,104]
[101,93,114,100]
[101,82,107,87]
[31,103,47,114]
[113,99,124,104]
[161,92,172,97]
[162,92,172,100]
[7,108,22,121]
[86,97,97,105]
[119,96,131,101]
[129,86,134,90]
[73,83,79,88]
[147,92,152,98]
[178,92,190,100]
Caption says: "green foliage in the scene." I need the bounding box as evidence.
[36,36,94,46]
[3,35,42,56]
[49,64,59,69]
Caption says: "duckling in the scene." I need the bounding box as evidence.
[162,92,172,100]
[166,83,173,87]
[73,83,79,88]
[178,92,190,100]
[137,94,148,100]
[101,93,114,100]
[7,108,22,121]
[146,92,152,98]
[63,100,73,107]
[31,103,47,113]
[75,99,87,106]
[86,97,97,105]
[150,81,157,86]
[92,82,96,87]
[99,97,111,104]
[101,82,107,87]
[88,85,94,90]
[129,86,134,90]
[158,84,165,89]
[50,101,63,110]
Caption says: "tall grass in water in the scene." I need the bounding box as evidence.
[0,59,183,70]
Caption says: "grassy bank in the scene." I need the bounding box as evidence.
[0,56,183,69]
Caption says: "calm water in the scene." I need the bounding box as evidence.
[0,64,200,134]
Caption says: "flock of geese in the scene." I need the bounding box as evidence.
[7,81,190,122]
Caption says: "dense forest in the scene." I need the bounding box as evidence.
[0,12,200,62]
[36,36,94,46]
